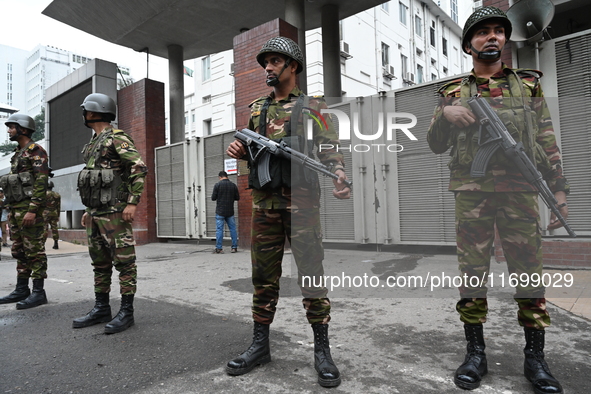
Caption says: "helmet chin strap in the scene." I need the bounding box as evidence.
[83,110,111,128]
[9,125,31,141]
[266,58,292,87]
[469,44,501,60]
[83,118,103,128]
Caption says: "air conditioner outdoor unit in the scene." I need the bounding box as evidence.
[405,72,415,83]
[382,65,395,79]
[340,41,352,59]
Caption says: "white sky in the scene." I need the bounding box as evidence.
[0,0,187,87]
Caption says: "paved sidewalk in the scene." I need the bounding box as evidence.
[1,240,590,393]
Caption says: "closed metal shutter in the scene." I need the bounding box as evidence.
[555,32,591,234]
[155,143,187,237]
[319,103,355,242]
[394,82,457,244]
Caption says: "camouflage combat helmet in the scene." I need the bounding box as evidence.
[256,36,304,74]
[80,93,117,121]
[462,6,512,53]
[5,113,36,133]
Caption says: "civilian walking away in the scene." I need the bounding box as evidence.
[211,171,239,254]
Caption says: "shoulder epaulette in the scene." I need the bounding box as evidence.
[437,77,464,95]
[113,129,124,134]
[27,143,36,150]
[516,68,543,79]
[248,96,268,108]
[312,95,324,99]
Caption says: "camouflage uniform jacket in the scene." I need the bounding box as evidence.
[82,126,147,215]
[247,86,344,209]
[44,191,61,217]
[427,64,569,194]
[9,142,49,214]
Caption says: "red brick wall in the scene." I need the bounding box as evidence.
[117,79,166,245]
[233,19,299,248]
[495,240,591,268]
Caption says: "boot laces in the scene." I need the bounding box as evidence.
[314,328,334,364]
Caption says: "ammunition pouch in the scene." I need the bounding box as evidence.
[0,172,35,203]
[78,168,127,208]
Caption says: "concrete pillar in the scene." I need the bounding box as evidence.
[321,4,342,101]
[285,0,307,94]
[168,44,185,144]
[118,79,166,244]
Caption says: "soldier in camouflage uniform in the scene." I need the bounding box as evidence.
[42,181,61,250]
[427,7,566,393]
[0,113,49,309]
[72,93,147,335]
[225,37,350,388]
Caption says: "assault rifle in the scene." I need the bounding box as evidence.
[234,128,352,189]
[468,95,576,237]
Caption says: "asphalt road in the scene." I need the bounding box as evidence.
[1,241,590,393]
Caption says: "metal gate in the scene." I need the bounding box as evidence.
[155,139,205,238]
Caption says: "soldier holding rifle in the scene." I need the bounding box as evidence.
[427,6,568,394]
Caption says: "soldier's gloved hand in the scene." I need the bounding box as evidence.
[226,140,246,159]
[332,169,351,200]
[123,204,137,223]
[22,212,36,227]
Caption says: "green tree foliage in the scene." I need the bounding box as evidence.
[0,141,16,156]
[32,107,45,141]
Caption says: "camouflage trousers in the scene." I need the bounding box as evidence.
[86,212,137,295]
[43,211,60,242]
[454,191,550,330]
[251,207,330,325]
[9,208,47,279]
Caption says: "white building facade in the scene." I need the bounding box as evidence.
[182,0,472,139]
[0,45,28,121]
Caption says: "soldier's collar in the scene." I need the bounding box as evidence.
[468,63,510,80]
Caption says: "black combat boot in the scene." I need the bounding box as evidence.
[53,240,59,250]
[16,279,48,309]
[524,328,563,394]
[0,278,30,304]
[226,322,271,375]
[312,323,341,387]
[104,294,135,334]
[454,324,488,390]
[72,293,112,328]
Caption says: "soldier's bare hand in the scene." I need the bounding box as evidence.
[22,212,36,227]
[81,212,89,228]
[123,204,137,223]
[443,105,477,128]
[547,191,568,230]
[332,170,351,200]
[226,140,246,159]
